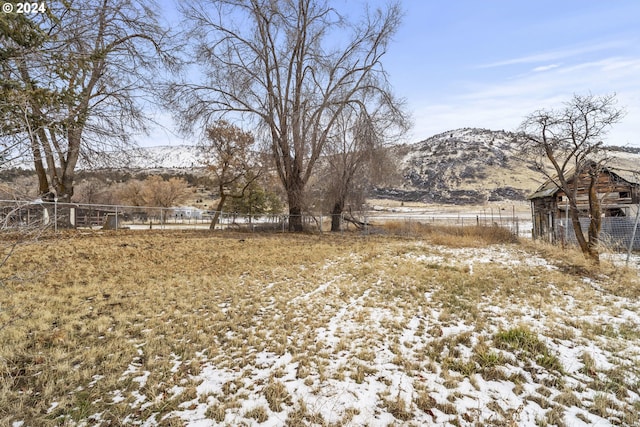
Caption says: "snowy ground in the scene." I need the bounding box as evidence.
[56,241,640,427]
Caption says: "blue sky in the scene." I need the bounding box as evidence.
[149,0,640,147]
[379,0,640,146]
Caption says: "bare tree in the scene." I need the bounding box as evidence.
[142,176,192,212]
[119,176,191,223]
[168,0,403,231]
[519,93,624,262]
[73,178,117,205]
[322,94,408,231]
[1,0,171,220]
[198,121,262,230]
[117,179,147,207]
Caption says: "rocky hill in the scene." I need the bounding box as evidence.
[376,128,540,204]
[374,128,640,205]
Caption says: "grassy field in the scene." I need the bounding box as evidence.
[1,227,640,426]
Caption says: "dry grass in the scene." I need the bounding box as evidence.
[0,231,350,423]
[380,222,519,246]
[1,228,639,426]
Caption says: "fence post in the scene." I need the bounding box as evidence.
[626,204,640,266]
[115,205,118,230]
[364,210,369,235]
[54,197,58,233]
[565,199,569,243]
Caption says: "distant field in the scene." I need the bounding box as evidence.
[1,229,640,426]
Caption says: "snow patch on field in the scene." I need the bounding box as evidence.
[81,243,640,426]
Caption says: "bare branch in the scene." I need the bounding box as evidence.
[167,0,405,231]
[519,93,625,262]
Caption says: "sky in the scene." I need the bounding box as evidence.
[146,0,640,147]
[380,0,640,147]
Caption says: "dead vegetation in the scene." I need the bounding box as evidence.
[1,227,639,425]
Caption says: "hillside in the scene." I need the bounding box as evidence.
[84,145,206,170]
[377,128,538,204]
[2,145,205,171]
[4,128,638,205]
[377,128,640,205]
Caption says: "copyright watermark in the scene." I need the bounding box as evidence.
[2,2,47,14]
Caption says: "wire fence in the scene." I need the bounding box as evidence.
[0,199,530,235]
[357,212,527,237]
[554,216,640,251]
[2,199,638,267]
[0,200,288,232]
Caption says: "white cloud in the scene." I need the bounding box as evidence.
[477,40,628,68]
[409,56,640,146]
[532,64,560,72]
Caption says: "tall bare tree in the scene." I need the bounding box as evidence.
[119,175,191,223]
[198,121,262,230]
[322,94,408,231]
[168,0,403,231]
[1,0,170,218]
[519,93,624,262]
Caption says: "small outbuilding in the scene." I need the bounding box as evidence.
[529,165,640,248]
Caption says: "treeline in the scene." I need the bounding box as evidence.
[0,168,283,217]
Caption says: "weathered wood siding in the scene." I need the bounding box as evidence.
[530,168,640,242]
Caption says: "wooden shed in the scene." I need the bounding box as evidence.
[529,166,640,245]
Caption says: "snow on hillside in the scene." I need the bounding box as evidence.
[3,145,204,170]
[89,145,205,170]
[399,128,520,170]
[379,128,640,205]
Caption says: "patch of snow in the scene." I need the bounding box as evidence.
[132,371,151,387]
[93,241,640,426]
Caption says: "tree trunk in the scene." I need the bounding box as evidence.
[31,145,50,197]
[289,205,303,232]
[210,194,226,230]
[286,176,305,232]
[331,200,344,232]
[587,174,601,263]
[52,171,75,228]
[568,203,599,264]
[568,204,589,254]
